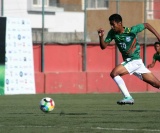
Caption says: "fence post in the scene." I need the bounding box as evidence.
[143,0,147,66]
[41,0,45,72]
[1,0,3,16]
[83,0,87,71]
[115,0,120,66]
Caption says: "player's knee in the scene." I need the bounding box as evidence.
[110,73,113,78]
[110,71,118,78]
[150,81,160,88]
[155,83,160,88]
[152,84,159,88]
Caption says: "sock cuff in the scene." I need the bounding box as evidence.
[113,75,121,82]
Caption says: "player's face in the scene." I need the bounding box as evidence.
[110,20,122,33]
[155,44,160,52]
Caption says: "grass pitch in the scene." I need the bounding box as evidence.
[0,93,160,133]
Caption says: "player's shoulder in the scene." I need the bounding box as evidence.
[131,24,144,29]
[130,23,145,33]
[124,27,131,33]
[153,52,159,57]
[131,23,144,27]
[124,27,136,35]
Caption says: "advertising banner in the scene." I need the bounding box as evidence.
[0,18,6,95]
[2,17,36,95]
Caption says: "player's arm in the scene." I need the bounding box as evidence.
[97,28,110,50]
[144,23,160,42]
[147,60,156,68]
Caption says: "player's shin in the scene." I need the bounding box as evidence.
[113,75,132,98]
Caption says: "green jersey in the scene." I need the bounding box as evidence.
[153,52,160,62]
[105,24,145,61]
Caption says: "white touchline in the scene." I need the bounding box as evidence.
[1,125,160,132]
[91,127,160,132]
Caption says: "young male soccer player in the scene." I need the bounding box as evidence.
[97,13,160,105]
[148,42,160,68]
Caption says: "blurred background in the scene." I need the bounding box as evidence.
[1,0,160,94]
[0,0,159,43]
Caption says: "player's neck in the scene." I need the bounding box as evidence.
[119,27,125,34]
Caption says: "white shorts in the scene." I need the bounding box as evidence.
[121,59,151,80]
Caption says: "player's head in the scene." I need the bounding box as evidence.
[109,14,123,33]
[154,42,160,51]
[109,14,122,23]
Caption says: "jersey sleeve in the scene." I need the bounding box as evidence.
[131,24,145,34]
[153,53,157,62]
[104,29,113,43]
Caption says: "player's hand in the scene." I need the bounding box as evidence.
[97,28,104,37]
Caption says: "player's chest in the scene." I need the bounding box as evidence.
[114,34,133,43]
[155,54,160,61]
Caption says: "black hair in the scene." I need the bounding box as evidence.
[154,42,160,50]
[154,42,160,45]
[109,14,122,23]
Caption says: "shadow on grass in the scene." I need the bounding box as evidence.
[105,110,160,112]
[7,112,88,116]
[59,111,88,116]
[128,110,160,112]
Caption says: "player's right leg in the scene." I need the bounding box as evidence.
[142,73,160,89]
[131,59,160,89]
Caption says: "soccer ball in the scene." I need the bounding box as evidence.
[40,97,55,112]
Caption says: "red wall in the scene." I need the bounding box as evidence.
[154,1,160,19]
[34,43,160,94]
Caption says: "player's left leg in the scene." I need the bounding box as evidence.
[110,64,134,105]
[110,64,131,98]
[142,73,160,89]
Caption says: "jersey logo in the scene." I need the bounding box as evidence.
[126,36,131,42]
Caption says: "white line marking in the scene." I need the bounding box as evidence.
[0,125,55,128]
[92,127,160,132]
[0,125,160,132]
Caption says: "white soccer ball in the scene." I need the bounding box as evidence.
[40,97,55,112]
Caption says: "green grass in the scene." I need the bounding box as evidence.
[0,93,160,133]
[0,65,5,94]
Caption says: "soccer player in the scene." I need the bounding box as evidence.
[148,42,160,68]
[97,13,160,105]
